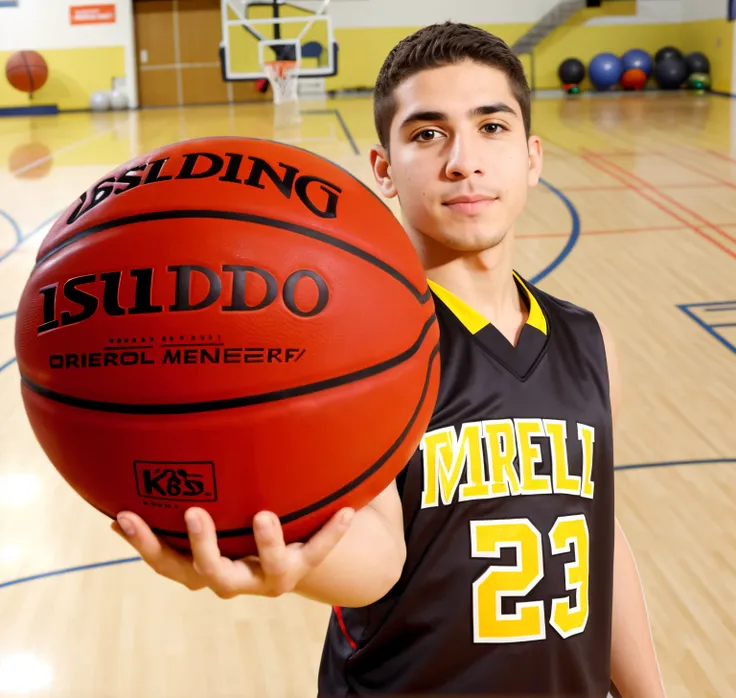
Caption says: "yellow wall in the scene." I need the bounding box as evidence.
[324,23,533,92]
[534,23,684,90]
[531,6,732,93]
[0,47,125,111]
[681,19,733,93]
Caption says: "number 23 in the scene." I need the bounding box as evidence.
[471,515,589,643]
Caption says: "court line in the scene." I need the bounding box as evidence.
[652,152,736,192]
[583,150,736,247]
[0,209,22,245]
[302,109,359,155]
[677,304,736,355]
[9,125,119,178]
[0,357,17,372]
[581,152,736,259]
[705,148,736,166]
[0,311,16,320]
[615,458,736,472]
[529,178,580,284]
[0,458,731,590]
[0,210,62,266]
[519,224,690,239]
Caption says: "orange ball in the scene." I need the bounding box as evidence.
[15,137,441,559]
[5,51,48,94]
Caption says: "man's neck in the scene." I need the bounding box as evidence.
[413,228,528,346]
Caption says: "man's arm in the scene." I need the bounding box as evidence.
[600,321,666,698]
[113,480,406,609]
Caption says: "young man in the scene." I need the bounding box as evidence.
[113,23,666,697]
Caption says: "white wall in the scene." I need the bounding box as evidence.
[681,0,728,21]
[324,0,561,29]
[0,0,137,108]
[585,0,682,25]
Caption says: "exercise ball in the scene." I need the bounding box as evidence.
[589,53,623,91]
[110,90,129,110]
[621,68,648,91]
[90,91,111,111]
[685,52,710,76]
[687,72,711,91]
[558,58,585,85]
[622,49,653,77]
[655,56,687,89]
[14,136,440,559]
[655,46,683,64]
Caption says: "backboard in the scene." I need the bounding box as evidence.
[220,0,338,81]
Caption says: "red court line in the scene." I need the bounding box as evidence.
[653,152,736,192]
[583,149,736,245]
[518,224,690,239]
[706,149,736,166]
[580,152,736,259]
[539,185,626,192]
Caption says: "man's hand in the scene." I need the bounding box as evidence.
[112,506,355,599]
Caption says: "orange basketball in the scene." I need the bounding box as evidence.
[15,137,440,558]
[5,51,48,94]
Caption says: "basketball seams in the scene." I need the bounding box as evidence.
[149,340,441,540]
[20,313,438,413]
[32,209,432,302]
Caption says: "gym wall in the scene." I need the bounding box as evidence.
[0,0,137,110]
[536,0,733,93]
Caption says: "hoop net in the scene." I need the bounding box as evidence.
[264,60,300,106]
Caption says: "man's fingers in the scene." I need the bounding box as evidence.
[186,507,270,598]
[300,508,354,569]
[115,511,204,590]
[253,511,290,581]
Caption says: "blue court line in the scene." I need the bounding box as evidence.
[0,356,17,372]
[678,304,736,355]
[0,209,22,246]
[0,209,61,266]
[0,458,731,591]
[0,310,17,320]
[685,300,736,307]
[0,557,141,590]
[705,306,736,312]
[302,109,359,155]
[530,178,581,285]
[615,458,736,472]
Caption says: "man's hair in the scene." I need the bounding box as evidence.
[373,22,531,151]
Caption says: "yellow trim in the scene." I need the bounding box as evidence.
[427,275,548,336]
[513,273,548,336]
[427,280,489,335]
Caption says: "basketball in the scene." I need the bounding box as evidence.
[14,136,441,559]
[5,50,48,94]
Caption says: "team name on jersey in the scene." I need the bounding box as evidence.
[420,419,595,508]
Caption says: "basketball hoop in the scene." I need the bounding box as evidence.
[264,59,301,127]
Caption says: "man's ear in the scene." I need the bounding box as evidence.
[527,135,543,188]
[370,144,398,199]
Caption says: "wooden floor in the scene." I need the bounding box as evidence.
[0,92,735,697]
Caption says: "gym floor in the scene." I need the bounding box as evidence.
[0,92,734,697]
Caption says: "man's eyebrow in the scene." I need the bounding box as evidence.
[399,103,519,130]
[471,103,518,118]
[399,110,448,129]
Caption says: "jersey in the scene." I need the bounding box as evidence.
[317,272,616,697]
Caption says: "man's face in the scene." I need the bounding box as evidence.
[372,60,542,254]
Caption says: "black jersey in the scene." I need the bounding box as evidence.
[318,273,615,697]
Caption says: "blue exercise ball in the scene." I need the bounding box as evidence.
[589,53,624,90]
[622,49,653,78]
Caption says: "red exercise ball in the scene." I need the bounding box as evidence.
[14,136,441,559]
[5,50,49,94]
[621,68,647,91]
